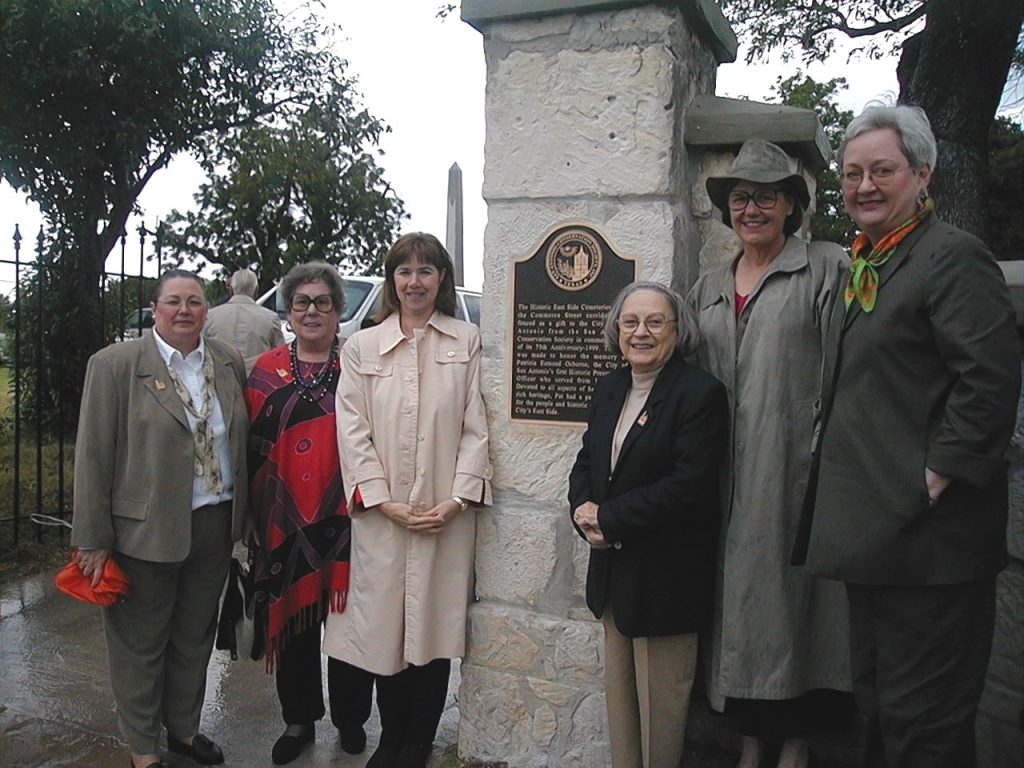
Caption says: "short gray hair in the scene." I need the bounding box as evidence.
[280,262,346,315]
[602,281,700,358]
[228,268,259,297]
[838,102,938,173]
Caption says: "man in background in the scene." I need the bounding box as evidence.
[205,268,284,375]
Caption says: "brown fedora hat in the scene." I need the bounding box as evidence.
[706,140,811,225]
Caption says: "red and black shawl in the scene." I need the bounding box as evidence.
[245,344,350,671]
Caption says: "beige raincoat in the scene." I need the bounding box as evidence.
[323,312,492,676]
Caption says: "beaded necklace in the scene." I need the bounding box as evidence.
[289,338,339,403]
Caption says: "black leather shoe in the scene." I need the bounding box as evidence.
[271,724,315,765]
[395,741,433,768]
[167,733,225,765]
[365,741,401,768]
[338,724,366,754]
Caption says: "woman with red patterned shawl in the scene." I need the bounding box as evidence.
[246,263,373,766]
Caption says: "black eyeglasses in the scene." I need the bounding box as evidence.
[290,294,334,312]
[727,188,782,211]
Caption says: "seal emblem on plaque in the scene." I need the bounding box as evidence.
[545,229,602,291]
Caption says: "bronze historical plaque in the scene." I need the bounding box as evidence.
[510,223,636,424]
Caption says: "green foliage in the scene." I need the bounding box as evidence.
[769,73,1023,253]
[0,293,13,332]
[8,250,158,435]
[102,275,159,338]
[161,94,406,289]
[1,0,321,243]
[987,116,1024,261]
[0,0,373,424]
[771,75,858,245]
[7,235,102,435]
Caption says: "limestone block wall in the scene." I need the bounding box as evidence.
[461,7,717,766]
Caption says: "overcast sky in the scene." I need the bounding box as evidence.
[0,2,916,295]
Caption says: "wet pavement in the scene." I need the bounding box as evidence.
[0,571,461,768]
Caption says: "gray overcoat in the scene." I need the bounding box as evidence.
[689,235,852,707]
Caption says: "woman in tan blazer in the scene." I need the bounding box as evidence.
[324,233,492,768]
[72,269,249,768]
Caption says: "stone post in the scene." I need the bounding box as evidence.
[458,2,735,765]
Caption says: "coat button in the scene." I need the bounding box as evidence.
[375,364,382,371]
[447,351,455,357]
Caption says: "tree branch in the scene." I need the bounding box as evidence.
[802,1,929,40]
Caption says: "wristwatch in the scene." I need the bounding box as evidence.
[451,496,470,512]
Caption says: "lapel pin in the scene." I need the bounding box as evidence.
[154,379,167,391]
[637,411,648,427]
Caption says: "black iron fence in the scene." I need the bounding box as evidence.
[1,222,165,553]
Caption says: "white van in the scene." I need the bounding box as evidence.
[257,275,481,342]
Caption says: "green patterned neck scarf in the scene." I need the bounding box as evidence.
[845,196,935,313]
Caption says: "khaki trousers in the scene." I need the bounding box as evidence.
[602,614,698,768]
[102,503,232,754]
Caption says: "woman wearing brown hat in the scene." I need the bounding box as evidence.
[688,140,854,768]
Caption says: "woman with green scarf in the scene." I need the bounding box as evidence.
[794,103,1020,767]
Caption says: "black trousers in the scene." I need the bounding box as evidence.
[374,658,451,748]
[846,579,996,768]
[276,624,375,728]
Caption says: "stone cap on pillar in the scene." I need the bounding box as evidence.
[461,0,738,63]
[685,94,832,172]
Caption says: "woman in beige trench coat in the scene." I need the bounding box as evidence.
[688,140,853,768]
[324,232,492,768]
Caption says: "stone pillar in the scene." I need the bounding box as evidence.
[459,2,735,765]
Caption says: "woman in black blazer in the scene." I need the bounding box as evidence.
[569,281,728,768]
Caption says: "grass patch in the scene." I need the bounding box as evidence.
[0,366,11,419]
[0,420,75,586]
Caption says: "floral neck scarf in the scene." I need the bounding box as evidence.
[845,197,935,313]
[164,349,224,494]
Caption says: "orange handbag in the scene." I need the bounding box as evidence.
[54,556,130,606]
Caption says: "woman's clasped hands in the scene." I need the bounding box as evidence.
[376,499,464,533]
